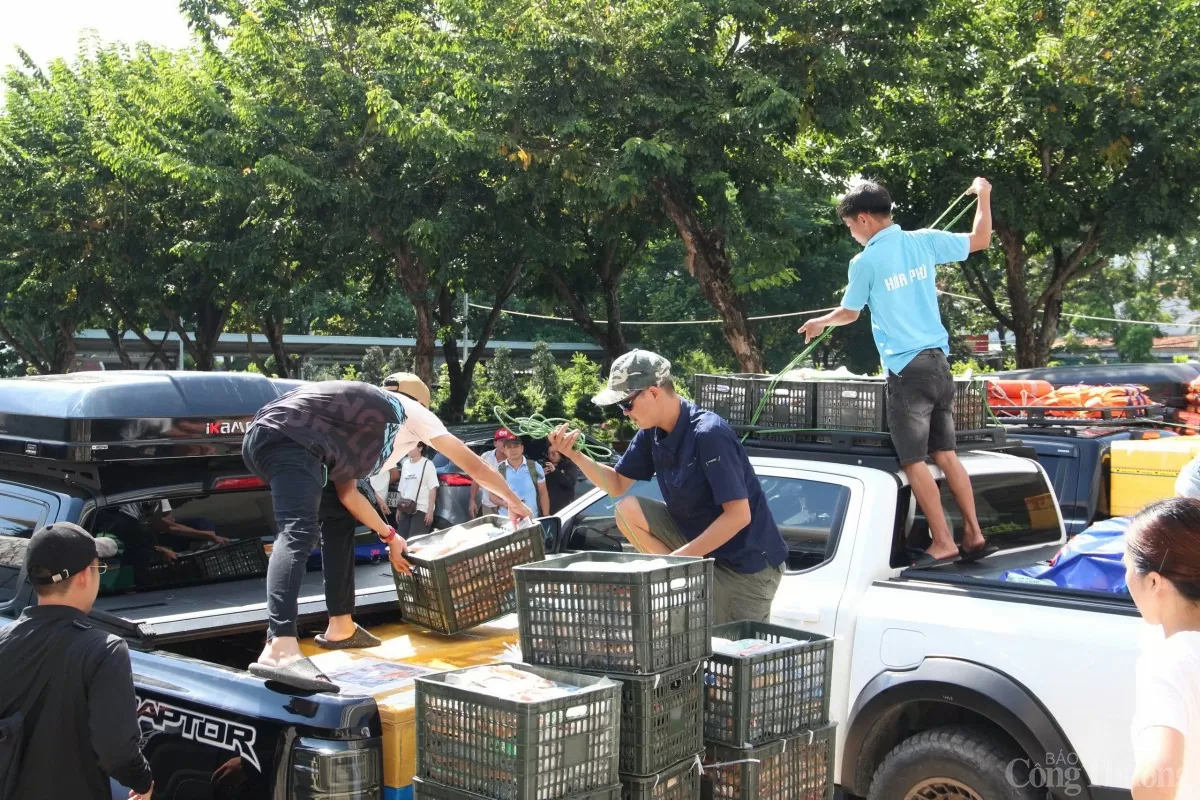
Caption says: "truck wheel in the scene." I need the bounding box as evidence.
[866,725,1040,800]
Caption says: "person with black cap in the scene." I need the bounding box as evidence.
[0,523,154,800]
[241,373,534,692]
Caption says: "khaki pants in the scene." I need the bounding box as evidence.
[631,497,783,624]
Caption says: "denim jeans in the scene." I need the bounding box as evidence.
[242,426,357,639]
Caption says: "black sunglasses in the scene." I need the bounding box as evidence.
[617,389,645,412]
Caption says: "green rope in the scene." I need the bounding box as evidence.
[740,327,834,442]
[492,407,615,460]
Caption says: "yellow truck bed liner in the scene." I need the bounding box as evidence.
[300,614,521,800]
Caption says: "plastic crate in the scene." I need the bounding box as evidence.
[815,381,887,432]
[145,538,268,589]
[703,622,833,747]
[693,374,816,431]
[415,663,621,800]
[954,379,988,430]
[515,552,714,675]
[415,778,622,800]
[701,724,836,800]
[621,755,702,800]
[583,660,704,776]
[394,517,546,635]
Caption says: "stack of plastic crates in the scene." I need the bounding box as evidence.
[702,621,836,800]
[414,663,622,800]
[514,552,714,800]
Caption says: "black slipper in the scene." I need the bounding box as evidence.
[314,625,382,650]
[909,551,961,569]
[959,544,1000,564]
[249,658,339,693]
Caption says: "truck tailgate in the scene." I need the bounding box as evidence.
[300,614,521,799]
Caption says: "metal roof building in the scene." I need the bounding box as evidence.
[71,329,602,370]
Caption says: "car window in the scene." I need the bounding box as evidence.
[563,474,850,572]
[899,470,1061,564]
[0,491,51,538]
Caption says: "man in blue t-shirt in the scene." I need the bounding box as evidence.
[549,350,787,623]
[799,178,995,568]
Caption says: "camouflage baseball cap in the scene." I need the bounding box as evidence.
[592,350,673,406]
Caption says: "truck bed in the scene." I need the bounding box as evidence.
[95,561,401,644]
[897,543,1137,614]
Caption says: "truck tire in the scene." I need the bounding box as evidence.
[866,725,1041,800]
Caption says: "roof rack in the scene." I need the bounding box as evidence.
[988,404,1164,428]
[737,426,1018,469]
[0,371,301,463]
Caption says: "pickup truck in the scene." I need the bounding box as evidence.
[0,372,1140,800]
[547,438,1141,800]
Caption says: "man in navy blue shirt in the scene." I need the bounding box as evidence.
[549,350,786,623]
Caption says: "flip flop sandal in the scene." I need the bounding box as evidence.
[314,625,382,650]
[958,544,1000,564]
[249,657,340,693]
[908,551,962,569]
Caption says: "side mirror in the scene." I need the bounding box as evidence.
[537,517,561,555]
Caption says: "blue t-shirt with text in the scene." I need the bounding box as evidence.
[840,225,971,375]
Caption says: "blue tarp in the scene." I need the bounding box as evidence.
[1002,516,1131,594]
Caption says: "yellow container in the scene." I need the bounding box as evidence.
[300,614,521,800]
[1109,438,1200,516]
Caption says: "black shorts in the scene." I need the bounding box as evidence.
[886,349,956,466]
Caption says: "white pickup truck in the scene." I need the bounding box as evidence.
[547,438,1141,800]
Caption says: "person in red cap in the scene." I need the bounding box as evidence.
[0,523,154,800]
[470,428,510,518]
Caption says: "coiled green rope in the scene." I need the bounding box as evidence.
[492,406,615,460]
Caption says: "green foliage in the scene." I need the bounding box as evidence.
[561,353,608,425]
[386,348,414,376]
[341,364,360,381]
[431,363,452,415]
[530,342,560,398]
[486,347,521,406]
[671,349,733,400]
[360,347,387,386]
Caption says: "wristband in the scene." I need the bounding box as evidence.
[379,525,397,544]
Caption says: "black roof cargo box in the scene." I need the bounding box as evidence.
[0,372,303,462]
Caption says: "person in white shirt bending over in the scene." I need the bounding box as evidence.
[1125,497,1200,799]
[394,444,439,538]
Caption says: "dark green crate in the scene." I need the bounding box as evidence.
[583,660,704,776]
[815,381,887,432]
[701,724,836,800]
[415,778,622,800]
[693,374,816,431]
[416,663,621,800]
[515,552,714,675]
[954,378,988,431]
[145,538,267,590]
[395,518,545,635]
[621,755,702,800]
[704,621,832,747]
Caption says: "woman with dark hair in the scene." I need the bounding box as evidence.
[1125,497,1200,799]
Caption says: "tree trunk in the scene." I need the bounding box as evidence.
[164,298,232,372]
[369,229,436,385]
[50,322,77,373]
[548,272,628,366]
[997,227,1040,369]
[261,311,292,378]
[437,262,525,421]
[104,327,137,369]
[0,320,47,374]
[652,178,764,372]
[245,332,270,375]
